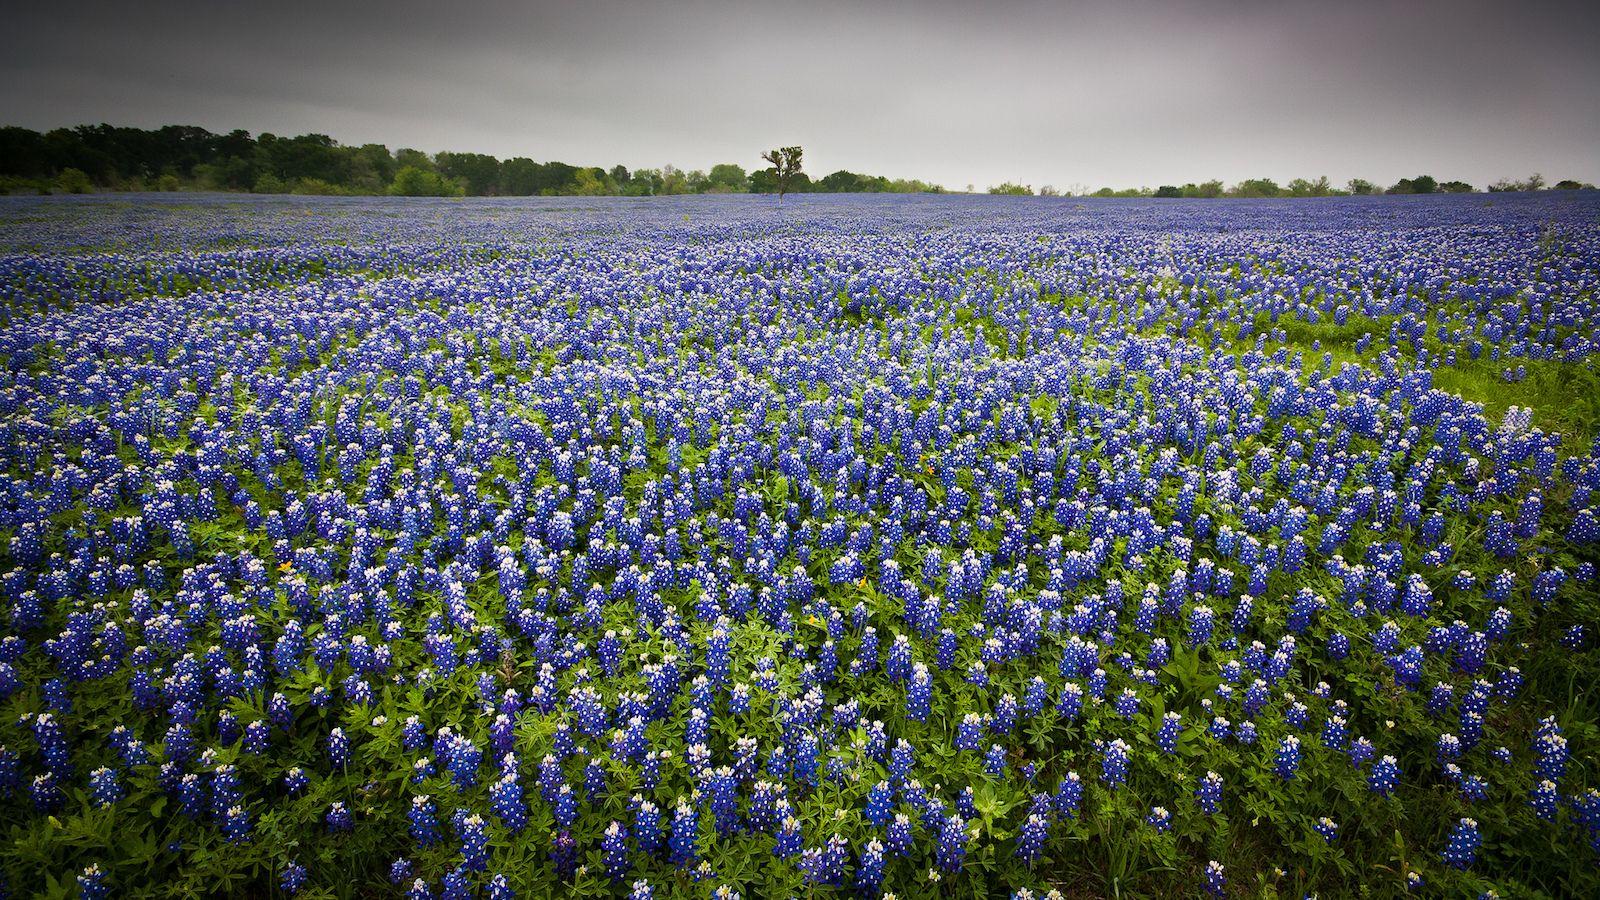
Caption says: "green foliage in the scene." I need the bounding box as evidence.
[435,151,502,195]
[1387,175,1437,195]
[389,166,463,197]
[55,167,92,194]
[1090,186,1154,198]
[291,177,346,196]
[251,173,287,194]
[572,167,610,196]
[988,182,1033,196]
[1286,176,1333,197]
[0,124,940,197]
[1228,177,1282,198]
[759,146,805,199]
[1490,174,1547,192]
[0,175,53,195]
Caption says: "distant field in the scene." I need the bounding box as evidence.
[1,192,1597,898]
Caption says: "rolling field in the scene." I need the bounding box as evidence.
[1,191,1598,898]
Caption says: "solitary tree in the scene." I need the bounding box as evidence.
[761,146,804,202]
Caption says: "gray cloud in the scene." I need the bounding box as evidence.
[2,0,1596,189]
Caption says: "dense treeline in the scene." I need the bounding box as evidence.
[0,124,943,196]
[990,173,1594,198]
[4,124,1588,199]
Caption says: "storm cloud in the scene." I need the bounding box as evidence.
[2,0,1596,190]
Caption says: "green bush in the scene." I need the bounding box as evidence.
[988,182,1033,196]
[252,174,288,194]
[292,178,346,196]
[390,166,464,197]
[55,167,93,194]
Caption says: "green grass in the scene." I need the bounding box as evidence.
[1430,357,1600,450]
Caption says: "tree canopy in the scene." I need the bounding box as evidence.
[1,123,1584,199]
[0,125,943,197]
[759,147,805,200]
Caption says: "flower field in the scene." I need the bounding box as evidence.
[1,191,1599,898]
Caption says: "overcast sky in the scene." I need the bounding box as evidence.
[3,0,1596,190]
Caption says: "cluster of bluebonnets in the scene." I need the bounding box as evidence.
[0,191,1598,898]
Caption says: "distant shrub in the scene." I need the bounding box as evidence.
[1182,180,1225,198]
[292,178,346,196]
[253,173,288,194]
[1286,176,1333,197]
[0,175,51,195]
[55,167,93,194]
[1387,175,1437,195]
[390,166,464,197]
[1228,178,1282,198]
[1489,174,1544,192]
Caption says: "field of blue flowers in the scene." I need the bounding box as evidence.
[1,191,1598,898]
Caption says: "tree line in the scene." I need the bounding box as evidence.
[0,125,942,197]
[3,125,1588,199]
[988,173,1593,198]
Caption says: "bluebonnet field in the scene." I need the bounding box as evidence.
[0,191,1598,899]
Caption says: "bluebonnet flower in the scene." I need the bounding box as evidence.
[856,837,887,890]
[865,779,895,828]
[799,834,850,886]
[389,858,415,885]
[78,865,109,900]
[489,774,528,833]
[775,814,803,858]
[603,820,630,881]
[984,743,1007,776]
[1529,779,1560,820]
[281,860,308,895]
[1370,755,1400,796]
[1196,771,1223,815]
[222,805,251,844]
[459,813,489,872]
[886,813,914,856]
[1156,711,1183,754]
[1016,812,1049,864]
[1145,806,1171,833]
[670,799,700,866]
[326,802,353,831]
[955,713,985,751]
[327,727,350,769]
[88,767,122,808]
[1100,739,1130,787]
[935,813,969,872]
[1441,817,1480,869]
[1052,771,1083,819]
[410,796,441,846]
